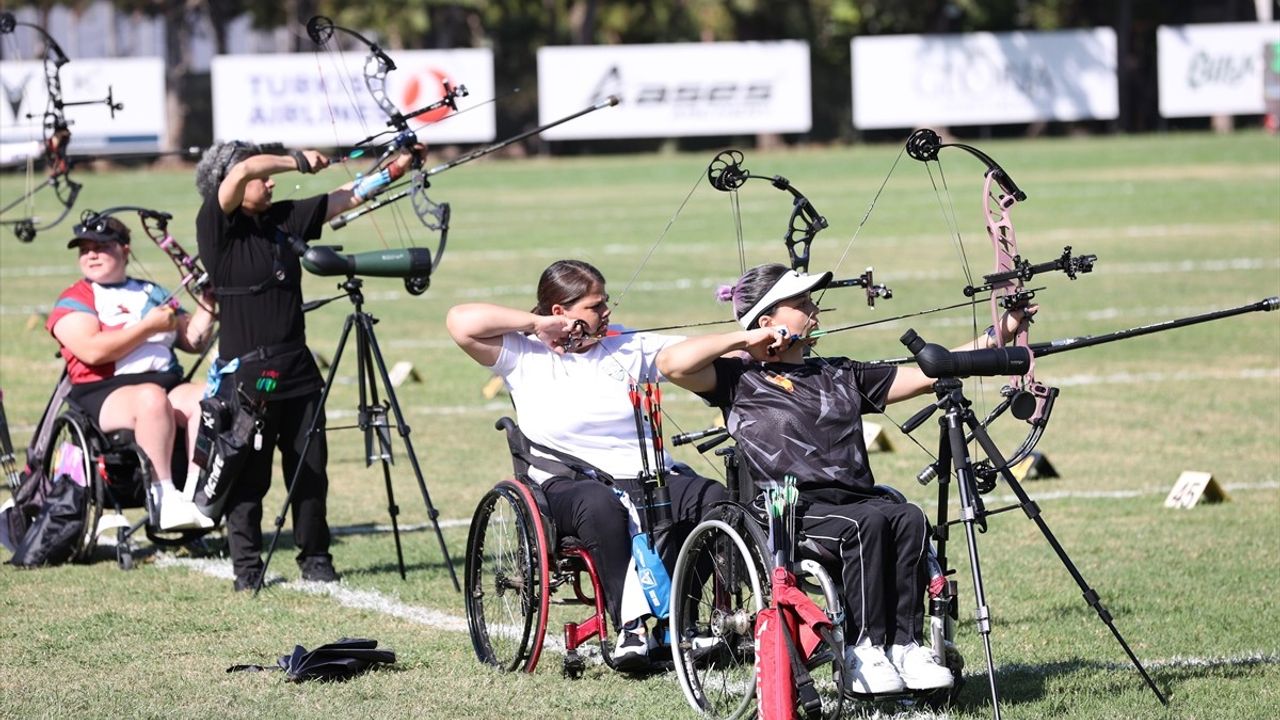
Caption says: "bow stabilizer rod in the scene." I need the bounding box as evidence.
[1028,297,1280,358]
[423,95,620,178]
[868,297,1280,366]
[328,96,621,231]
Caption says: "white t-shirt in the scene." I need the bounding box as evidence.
[491,327,683,483]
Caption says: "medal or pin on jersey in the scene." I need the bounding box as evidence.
[765,371,794,393]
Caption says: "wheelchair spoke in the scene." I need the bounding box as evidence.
[465,484,543,671]
[671,516,766,720]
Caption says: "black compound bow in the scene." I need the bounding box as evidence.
[0,12,122,242]
[707,149,893,305]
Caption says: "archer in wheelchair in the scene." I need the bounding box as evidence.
[448,259,726,673]
[658,262,1036,704]
[30,215,218,556]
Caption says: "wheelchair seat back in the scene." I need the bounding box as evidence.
[60,405,151,509]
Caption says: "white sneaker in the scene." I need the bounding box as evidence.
[158,494,215,531]
[611,627,650,670]
[845,638,905,694]
[889,642,954,690]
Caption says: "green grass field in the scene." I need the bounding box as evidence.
[1,131,1278,719]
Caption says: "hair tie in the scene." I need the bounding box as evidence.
[714,283,736,303]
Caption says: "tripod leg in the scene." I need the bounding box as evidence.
[360,314,461,591]
[929,427,955,662]
[943,409,1003,719]
[356,316,408,580]
[256,314,356,596]
[963,413,1168,706]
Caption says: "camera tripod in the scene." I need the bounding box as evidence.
[902,375,1167,719]
[257,276,459,593]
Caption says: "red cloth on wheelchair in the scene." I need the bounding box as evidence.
[755,567,834,719]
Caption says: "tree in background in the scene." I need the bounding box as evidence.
[0,0,1270,149]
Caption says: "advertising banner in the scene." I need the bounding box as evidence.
[851,30,1118,129]
[211,49,495,146]
[1157,22,1280,117]
[536,42,811,140]
[0,57,166,158]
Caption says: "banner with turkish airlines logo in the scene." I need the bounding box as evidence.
[1157,22,1280,118]
[210,49,495,146]
[536,42,811,140]
[851,30,1119,129]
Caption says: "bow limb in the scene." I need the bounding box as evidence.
[705,149,892,305]
[81,206,215,314]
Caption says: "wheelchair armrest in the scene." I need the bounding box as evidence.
[870,484,908,504]
[494,416,517,436]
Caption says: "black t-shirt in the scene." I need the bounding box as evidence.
[196,194,327,398]
[698,356,897,504]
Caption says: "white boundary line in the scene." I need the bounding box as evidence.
[155,555,577,659]
[154,554,1278,690]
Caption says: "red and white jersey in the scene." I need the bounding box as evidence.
[47,278,184,385]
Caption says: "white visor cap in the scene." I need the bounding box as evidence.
[738,269,833,329]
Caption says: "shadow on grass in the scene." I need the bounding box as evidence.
[955,653,1279,710]
[352,558,458,578]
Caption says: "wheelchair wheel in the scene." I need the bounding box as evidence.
[465,480,549,672]
[671,505,769,720]
[43,413,104,562]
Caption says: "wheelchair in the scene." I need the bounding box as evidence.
[667,427,963,719]
[464,417,626,678]
[41,394,213,569]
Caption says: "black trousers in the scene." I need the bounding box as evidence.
[542,467,726,631]
[224,390,332,579]
[799,495,929,646]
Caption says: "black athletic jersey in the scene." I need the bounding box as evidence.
[699,356,897,504]
[196,194,327,398]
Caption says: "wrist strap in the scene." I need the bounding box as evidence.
[289,150,312,175]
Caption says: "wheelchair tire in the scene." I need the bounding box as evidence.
[670,504,769,720]
[465,480,548,672]
[43,413,104,562]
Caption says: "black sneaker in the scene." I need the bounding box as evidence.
[233,568,264,593]
[299,555,340,583]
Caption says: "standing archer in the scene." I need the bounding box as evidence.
[193,140,422,591]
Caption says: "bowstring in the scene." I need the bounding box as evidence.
[3,30,43,226]
[596,156,757,482]
[925,157,990,459]
[817,143,908,307]
[807,343,940,464]
[609,162,706,315]
[730,188,747,275]
[309,29,404,252]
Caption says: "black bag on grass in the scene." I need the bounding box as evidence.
[228,638,396,682]
[9,473,86,567]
